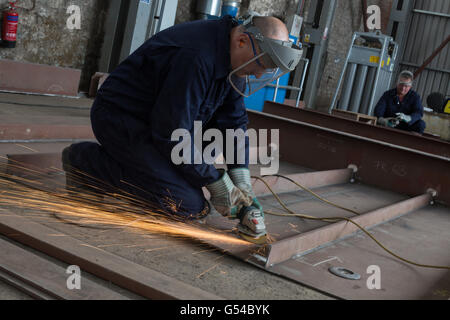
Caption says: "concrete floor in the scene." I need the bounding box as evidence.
[0,92,333,300]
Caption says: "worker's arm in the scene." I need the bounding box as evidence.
[374,91,389,118]
[149,48,220,188]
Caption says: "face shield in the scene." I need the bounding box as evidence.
[228,18,303,97]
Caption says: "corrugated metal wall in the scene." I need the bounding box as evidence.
[399,0,450,101]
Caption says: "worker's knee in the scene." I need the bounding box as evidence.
[397,120,426,134]
[417,120,426,134]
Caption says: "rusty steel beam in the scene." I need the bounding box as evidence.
[262,102,450,158]
[247,110,450,205]
[0,212,223,300]
[251,168,353,196]
[265,192,433,267]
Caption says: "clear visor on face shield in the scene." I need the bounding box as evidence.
[228,52,288,98]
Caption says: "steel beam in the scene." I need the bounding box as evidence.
[265,192,433,267]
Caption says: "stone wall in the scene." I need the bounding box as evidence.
[0,0,108,92]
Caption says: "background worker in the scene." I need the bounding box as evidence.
[62,14,302,240]
[375,70,426,134]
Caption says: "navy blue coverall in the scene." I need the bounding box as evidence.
[67,16,249,218]
[374,88,426,134]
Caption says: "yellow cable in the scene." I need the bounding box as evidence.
[252,175,450,270]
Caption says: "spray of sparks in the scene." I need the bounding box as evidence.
[0,158,252,248]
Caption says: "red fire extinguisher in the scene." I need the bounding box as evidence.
[2,2,19,48]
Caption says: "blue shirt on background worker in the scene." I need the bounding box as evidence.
[375,70,426,134]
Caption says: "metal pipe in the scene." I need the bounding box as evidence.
[0,139,96,144]
[359,66,376,115]
[303,0,338,110]
[196,0,222,20]
[266,84,303,91]
[400,62,450,75]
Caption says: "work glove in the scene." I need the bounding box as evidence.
[206,170,253,218]
[228,168,264,217]
[378,117,400,128]
[396,113,412,123]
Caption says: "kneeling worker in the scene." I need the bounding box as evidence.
[61,14,303,242]
[375,70,426,134]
